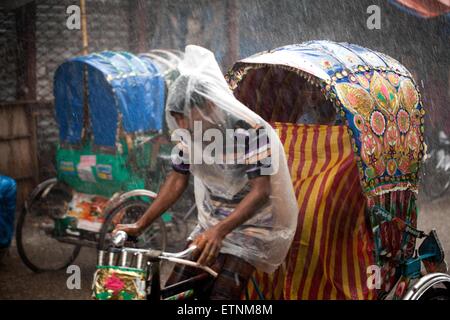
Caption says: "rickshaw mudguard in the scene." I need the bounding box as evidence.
[105,189,157,211]
[103,189,173,223]
[25,178,58,210]
[228,41,427,300]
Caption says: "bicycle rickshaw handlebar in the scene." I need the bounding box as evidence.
[111,231,218,278]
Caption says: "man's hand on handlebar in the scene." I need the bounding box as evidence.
[113,222,143,237]
[192,224,226,266]
[111,171,190,239]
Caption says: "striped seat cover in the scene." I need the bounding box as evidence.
[247,123,376,300]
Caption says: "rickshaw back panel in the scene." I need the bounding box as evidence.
[56,141,147,198]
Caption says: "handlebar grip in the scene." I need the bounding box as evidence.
[112,231,128,247]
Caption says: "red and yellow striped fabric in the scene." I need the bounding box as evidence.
[247,123,375,300]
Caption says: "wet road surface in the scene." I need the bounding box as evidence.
[0,194,449,300]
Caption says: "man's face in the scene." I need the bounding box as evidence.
[170,112,188,130]
[171,101,220,132]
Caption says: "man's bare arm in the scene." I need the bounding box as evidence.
[114,171,190,236]
[194,175,271,265]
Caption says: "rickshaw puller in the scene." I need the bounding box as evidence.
[114,45,298,299]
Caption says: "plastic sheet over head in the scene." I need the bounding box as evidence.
[166,45,299,273]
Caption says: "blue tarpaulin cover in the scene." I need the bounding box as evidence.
[54,51,165,148]
[0,175,16,248]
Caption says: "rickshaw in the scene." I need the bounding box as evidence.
[16,50,194,273]
[224,40,450,300]
[90,41,449,301]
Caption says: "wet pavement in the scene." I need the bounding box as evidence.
[0,194,449,300]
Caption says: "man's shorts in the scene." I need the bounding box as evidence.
[165,251,255,300]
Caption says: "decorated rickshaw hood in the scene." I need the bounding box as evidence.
[230,40,413,82]
[227,40,425,196]
[54,51,166,148]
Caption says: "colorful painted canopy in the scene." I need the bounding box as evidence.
[228,40,413,85]
[227,40,425,196]
[54,51,165,148]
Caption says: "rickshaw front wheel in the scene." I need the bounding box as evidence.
[98,199,167,252]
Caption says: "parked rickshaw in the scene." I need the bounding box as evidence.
[16,50,192,272]
[224,40,450,300]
